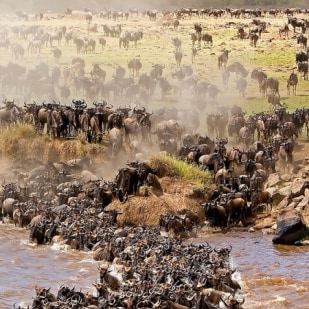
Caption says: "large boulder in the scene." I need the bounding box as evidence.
[272,208,307,245]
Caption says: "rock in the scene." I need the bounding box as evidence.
[265,173,280,188]
[280,174,291,182]
[277,196,290,208]
[81,170,98,182]
[265,187,278,196]
[291,164,303,174]
[272,208,307,245]
[297,196,309,210]
[271,191,286,205]
[262,228,275,235]
[293,195,305,203]
[291,178,306,195]
[295,240,309,246]
[278,185,291,197]
[248,227,255,232]
[254,217,275,229]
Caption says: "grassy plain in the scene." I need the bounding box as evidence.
[0,10,308,155]
[0,11,308,112]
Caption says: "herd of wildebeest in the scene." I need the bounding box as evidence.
[2,5,309,309]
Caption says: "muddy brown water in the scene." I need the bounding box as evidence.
[1,224,309,309]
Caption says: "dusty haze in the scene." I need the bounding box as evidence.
[0,0,181,14]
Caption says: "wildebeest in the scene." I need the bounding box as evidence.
[52,47,62,63]
[119,31,130,48]
[173,19,180,30]
[218,49,230,69]
[297,34,307,49]
[194,23,203,35]
[295,51,308,63]
[98,266,121,291]
[1,197,18,220]
[190,33,200,48]
[279,24,289,39]
[268,93,282,109]
[108,127,124,157]
[98,37,106,50]
[172,37,182,51]
[251,190,273,213]
[287,72,298,95]
[207,84,220,101]
[238,126,252,148]
[127,58,142,77]
[159,132,178,155]
[227,62,249,78]
[150,63,165,80]
[174,50,183,67]
[225,197,247,227]
[278,139,294,170]
[251,69,267,93]
[192,47,197,64]
[237,27,245,39]
[260,77,280,96]
[201,33,213,46]
[298,61,308,80]
[0,101,20,126]
[289,16,306,33]
[250,33,259,47]
[236,77,247,98]
[203,201,227,228]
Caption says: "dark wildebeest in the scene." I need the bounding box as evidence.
[251,69,267,93]
[287,72,298,95]
[174,50,183,67]
[190,33,200,48]
[297,34,307,49]
[227,62,249,78]
[192,47,197,64]
[194,23,203,36]
[173,19,180,30]
[250,33,259,47]
[298,61,308,80]
[201,33,213,46]
[260,77,279,96]
[218,49,230,69]
[268,93,282,110]
[236,77,247,98]
[295,51,308,64]
[171,37,182,51]
[127,58,142,77]
[238,27,245,39]
[279,24,289,39]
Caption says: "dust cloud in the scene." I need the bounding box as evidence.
[0,0,178,14]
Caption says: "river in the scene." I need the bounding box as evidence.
[1,223,309,309]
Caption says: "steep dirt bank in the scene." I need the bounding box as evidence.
[1,134,309,234]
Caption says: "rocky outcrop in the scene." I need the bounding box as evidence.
[272,208,307,245]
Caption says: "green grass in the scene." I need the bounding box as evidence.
[151,153,212,188]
